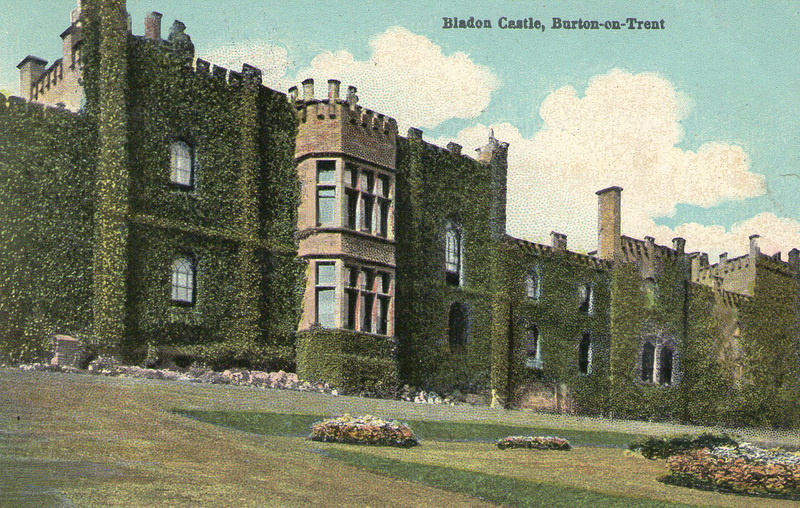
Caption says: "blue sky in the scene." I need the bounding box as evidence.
[2,0,799,256]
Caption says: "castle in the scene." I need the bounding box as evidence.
[2,1,798,427]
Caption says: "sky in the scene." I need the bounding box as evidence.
[2,0,799,258]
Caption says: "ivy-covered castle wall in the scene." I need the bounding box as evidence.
[393,132,506,392]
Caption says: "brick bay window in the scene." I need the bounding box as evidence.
[344,265,393,335]
[445,221,463,286]
[316,160,336,226]
[170,140,194,188]
[315,261,336,327]
[344,163,393,238]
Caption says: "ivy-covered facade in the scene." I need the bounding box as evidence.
[3,0,799,428]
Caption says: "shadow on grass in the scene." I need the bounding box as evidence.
[173,409,643,446]
[320,448,692,508]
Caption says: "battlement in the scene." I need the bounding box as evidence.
[0,93,79,120]
[504,234,613,271]
[289,79,398,136]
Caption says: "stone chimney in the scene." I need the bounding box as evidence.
[144,12,162,40]
[551,231,567,250]
[346,85,358,106]
[17,56,48,100]
[327,79,340,102]
[446,142,462,156]
[596,186,622,260]
[749,234,760,257]
[301,78,314,101]
[288,86,298,102]
[672,237,686,254]
[719,252,727,265]
[788,248,800,271]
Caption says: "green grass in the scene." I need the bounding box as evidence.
[320,448,693,507]
[174,409,644,446]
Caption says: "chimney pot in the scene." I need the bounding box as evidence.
[144,11,163,40]
[719,252,728,264]
[788,248,800,270]
[749,234,761,257]
[672,237,686,254]
[327,79,340,102]
[446,142,462,156]
[346,85,358,106]
[301,78,314,101]
[288,86,298,102]
[551,231,567,250]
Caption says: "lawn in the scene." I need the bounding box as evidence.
[2,368,798,507]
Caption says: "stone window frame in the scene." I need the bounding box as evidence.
[578,282,594,315]
[637,336,679,386]
[525,266,542,300]
[578,331,593,375]
[525,323,543,369]
[344,162,393,238]
[316,160,337,227]
[344,264,393,336]
[169,140,195,188]
[445,220,464,287]
[171,256,196,306]
[314,261,336,328]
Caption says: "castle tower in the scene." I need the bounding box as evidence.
[292,79,399,337]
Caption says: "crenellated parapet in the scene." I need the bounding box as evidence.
[291,78,397,168]
[504,234,613,271]
[0,93,79,121]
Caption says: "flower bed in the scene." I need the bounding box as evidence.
[628,433,738,460]
[497,436,571,450]
[664,444,800,498]
[309,414,418,447]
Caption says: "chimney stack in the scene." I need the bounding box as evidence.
[596,186,623,260]
[144,12,162,40]
[301,78,314,101]
[446,142,462,156]
[551,231,567,250]
[288,86,298,102]
[327,79,340,102]
[719,252,728,265]
[346,85,358,106]
[672,237,686,254]
[16,56,48,101]
[788,248,800,271]
[749,234,761,257]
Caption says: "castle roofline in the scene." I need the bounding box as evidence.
[60,24,80,39]
[503,234,612,271]
[17,55,48,69]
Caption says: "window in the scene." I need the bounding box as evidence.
[658,346,674,385]
[525,267,541,299]
[448,302,468,348]
[644,277,658,307]
[578,333,593,375]
[315,262,336,327]
[344,163,392,238]
[316,161,336,226]
[344,265,393,335]
[445,221,463,286]
[525,324,542,369]
[171,257,195,305]
[170,141,194,187]
[640,342,655,382]
[578,283,594,314]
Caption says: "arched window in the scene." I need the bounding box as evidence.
[445,221,463,286]
[640,342,655,382]
[526,324,542,369]
[578,332,592,374]
[578,283,593,314]
[170,140,194,187]
[448,302,468,348]
[658,346,674,385]
[171,257,195,305]
[525,268,541,299]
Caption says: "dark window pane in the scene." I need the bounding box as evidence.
[362,195,374,232]
[448,302,467,347]
[379,201,389,237]
[361,293,374,332]
[377,295,390,335]
[578,333,592,374]
[641,343,655,382]
[346,288,358,330]
[317,160,336,183]
[346,189,359,229]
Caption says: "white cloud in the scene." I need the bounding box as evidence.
[294,27,499,130]
[439,70,774,256]
[200,41,291,87]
